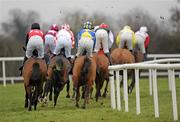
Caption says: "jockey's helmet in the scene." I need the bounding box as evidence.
[50,24,59,31]
[83,21,93,30]
[31,23,40,30]
[99,23,109,29]
[61,25,65,29]
[140,26,148,33]
[123,25,131,30]
[94,26,99,32]
[64,24,70,31]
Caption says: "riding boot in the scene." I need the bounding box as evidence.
[19,56,28,76]
[67,57,72,64]
[105,53,112,65]
[51,53,56,59]
[143,53,147,61]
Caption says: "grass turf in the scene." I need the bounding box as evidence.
[0,78,180,122]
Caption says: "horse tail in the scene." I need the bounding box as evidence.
[30,62,41,85]
[81,56,91,83]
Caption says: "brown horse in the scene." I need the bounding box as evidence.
[111,48,136,93]
[43,54,71,107]
[93,51,110,102]
[72,56,96,108]
[23,58,47,111]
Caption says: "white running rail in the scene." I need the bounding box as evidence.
[108,59,180,121]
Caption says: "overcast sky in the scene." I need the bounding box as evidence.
[0,0,179,25]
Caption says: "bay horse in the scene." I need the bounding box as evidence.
[23,57,47,111]
[43,54,71,107]
[93,50,110,102]
[72,56,96,108]
[111,48,136,93]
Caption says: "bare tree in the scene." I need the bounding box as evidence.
[1,9,40,42]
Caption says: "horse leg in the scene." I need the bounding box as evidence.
[66,80,70,98]
[81,86,85,99]
[83,85,89,109]
[53,86,60,107]
[90,87,93,99]
[102,80,109,97]
[28,86,32,111]
[95,79,100,102]
[42,79,52,103]
[24,91,28,108]
[49,85,53,101]
[34,86,39,110]
[75,86,80,108]
[128,70,135,94]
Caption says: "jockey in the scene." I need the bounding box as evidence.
[94,23,113,64]
[143,26,150,60]
[116,25,136,53]
[53,24,74,62]
[75,21,96,57]
[44,24,59,54]
[135,26,149,60]
[19,22,44,75]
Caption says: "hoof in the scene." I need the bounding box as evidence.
[128,86,133,94]
[66,94,70,98]
[102,93,107,98]
[76,103,79,108]
[82,105,86,109]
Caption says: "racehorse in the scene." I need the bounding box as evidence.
[93,50,110,102]
[72,56,96,108]
[111,48,136,93]
[43,54,71,107]
[23,57,47,111]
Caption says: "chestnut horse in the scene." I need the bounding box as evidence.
[93,51,110,102]
[111,48,136,93]
[43,54,71,107]
[23,58,47,111]
[72,56,96,108]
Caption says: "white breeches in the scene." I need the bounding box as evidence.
[135,35,146,54]
[54,35,72,58]
[76,37,94,57]
[44,34,56,54]
[119,32,133,50]
[94,29,109,53]
[26,36,44,58]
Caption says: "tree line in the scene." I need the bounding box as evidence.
[0,6,179,77]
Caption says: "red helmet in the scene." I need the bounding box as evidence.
[99,23,109,29]
[50,24,59,31]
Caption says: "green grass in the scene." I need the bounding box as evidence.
[0,78,180,122]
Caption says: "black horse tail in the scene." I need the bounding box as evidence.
[30,62,41,85]
[81,56,91,84]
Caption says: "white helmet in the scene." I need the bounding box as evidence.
[140,26,148,33]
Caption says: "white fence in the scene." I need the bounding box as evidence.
[0,57,23,87]
[108,58,180,121]
[0,54,180,87]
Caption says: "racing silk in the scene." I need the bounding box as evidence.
[25,29,44,46]
[68,30,75,48]
[116,28,136,48]
[45,30,58,44]
[144,34,150,49]
[77,29,96,48]
[28,29,44,40]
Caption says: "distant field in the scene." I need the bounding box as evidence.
[0,78,180,122]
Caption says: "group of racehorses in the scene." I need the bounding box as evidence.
[22,47,144,111]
